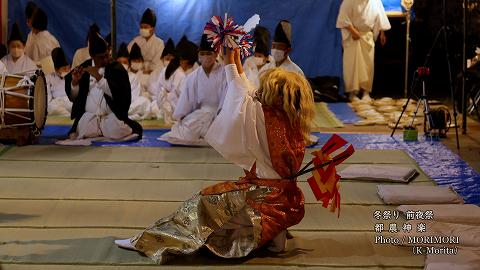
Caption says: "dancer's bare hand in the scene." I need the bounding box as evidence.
[71,66,83,86]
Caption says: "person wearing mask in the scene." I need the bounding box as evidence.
[158,37,175,71]
[116,43,150,120]
[271,20,304,76]
[64,31,142,141]
[336,0,391,101]
[147,37,175,118]
[46,47,72,116]
[158,34,227,145]
[2,23,37,74]
[129,43,150,101]
[128,8,164,74]
[243,26,275,89]
[155,36,198,123]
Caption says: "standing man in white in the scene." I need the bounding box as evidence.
[24,7,60,64]
[336,0,391,101]
[128,8,164,74]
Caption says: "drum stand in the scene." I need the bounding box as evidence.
[0,126,38,146]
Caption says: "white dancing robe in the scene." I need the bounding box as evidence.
[127,71,150,120]
[128,35,164,72]
[70,69,132,139]
[160,62,227,145]
[277,56,304,76]
[205,64,288,249]
[1,54,37,75]
[336,0,391,93]
[206,64,280,179]
[46,72,72,116]
[25,30,60,63]
[243,55,275,89]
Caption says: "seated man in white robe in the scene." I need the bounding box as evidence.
[147,37,175,119]
[46,47,72,116]
[156,36,199,124]
[64,31,142,142]
[243,26,275,89]
[128,8,164,74]
[24,7,60,65]
[336,0,391,101]
[115,43,150,121]
[2,23,37,75]
[72,24,100,68]
[271,20,304,76]
[125,43,151,119]
[159,34,227,145]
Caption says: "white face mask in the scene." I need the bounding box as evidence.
[98,68,105,76]
[253,56,266,66]
[121,64,129,71]
[271,49,286,63]
[199,55,215,68]
[11,47,24,59]
[130,62,143,72]
[140,28,151,38]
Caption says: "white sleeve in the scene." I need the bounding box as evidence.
[97,77,112,97]
[147,67,164,99]
[376,0,391,31]
[172,71,186,98]
[336,0,352,29]
[130,73,141,98]
[205,64,263,172]
[150,39,165,71]
[172,73,196,120]
[70,83,80,101]
[46,74,54,102]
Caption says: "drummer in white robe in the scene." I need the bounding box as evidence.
[115,43,150,121]
[147,37,176,119]
[156,37,199,124]
[2,23,37,75]
[271,20,304,76]
[159,34,227,145]
[45,47,72,116]
[128,8,164,74]
[64,31,142,141]
[336,0,391,101]
[72,24,100,69]
[243,26,275,89]
[24,7,60,66]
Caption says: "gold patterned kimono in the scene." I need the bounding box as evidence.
[126,99,305,264]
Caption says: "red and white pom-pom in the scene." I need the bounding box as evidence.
[203,13,259,57]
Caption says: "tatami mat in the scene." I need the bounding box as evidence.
[0,229,424,268]
[0,146,431,268]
